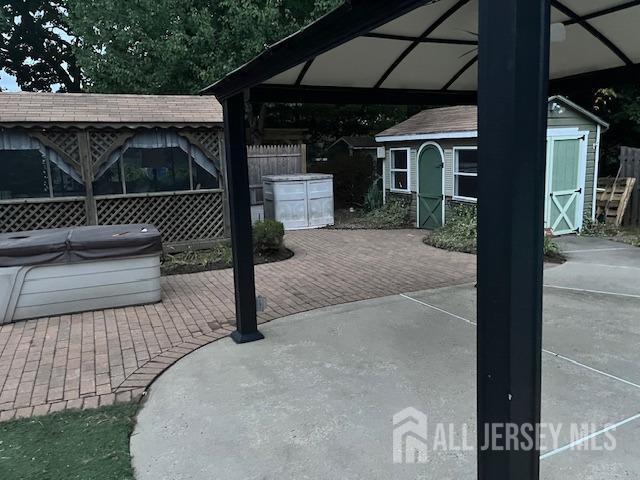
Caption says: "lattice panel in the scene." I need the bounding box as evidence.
[96,191,225,243]
[89,130,132,171]
[38,130,81,170]
[0,199,87,233]
[179,130,222,166]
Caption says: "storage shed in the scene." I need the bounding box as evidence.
[376,96,609,235]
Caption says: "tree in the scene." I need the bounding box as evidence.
[1,0,82,91]
[68,0,340,94]
[569,86,640,176]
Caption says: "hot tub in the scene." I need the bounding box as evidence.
[0,224,162,324]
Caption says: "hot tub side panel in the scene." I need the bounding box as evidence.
[3,255,161,323]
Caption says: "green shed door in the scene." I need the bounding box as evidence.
[418,145,443,229]
[545,137,585,235]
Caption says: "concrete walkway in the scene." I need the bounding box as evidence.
[0,229,475,420]
[131,236,640,479]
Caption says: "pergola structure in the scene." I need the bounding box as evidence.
[202,1,640,478]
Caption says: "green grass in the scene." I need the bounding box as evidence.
[0,404,138,480]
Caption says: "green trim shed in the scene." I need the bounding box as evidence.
[376,95,608,235]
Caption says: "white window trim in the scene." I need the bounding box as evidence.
[389,147,411,193]
[453,146,478,203]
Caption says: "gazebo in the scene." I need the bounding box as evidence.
[202,1,640,478]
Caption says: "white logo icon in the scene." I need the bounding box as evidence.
[393,407,428,464]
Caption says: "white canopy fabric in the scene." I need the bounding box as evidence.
[204,0,640,98]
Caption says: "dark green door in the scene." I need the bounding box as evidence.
[418,145,443,229]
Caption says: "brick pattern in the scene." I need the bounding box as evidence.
[0,229,475,420]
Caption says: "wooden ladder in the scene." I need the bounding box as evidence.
[596,176,637,226]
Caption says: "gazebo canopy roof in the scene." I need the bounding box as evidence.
[203,0,640,103]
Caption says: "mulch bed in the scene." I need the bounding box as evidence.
[161,248,293,276]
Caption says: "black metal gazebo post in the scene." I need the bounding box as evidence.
[477,0,550,478]
[223,92,264,344]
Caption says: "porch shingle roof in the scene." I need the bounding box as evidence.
[0,92,223,127]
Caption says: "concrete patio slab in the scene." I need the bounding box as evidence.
[131,279,640,480]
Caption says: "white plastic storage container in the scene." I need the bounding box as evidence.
[263,174,334,230]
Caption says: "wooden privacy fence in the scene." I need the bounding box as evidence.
[620,146,640,226]
[247,144,306,204]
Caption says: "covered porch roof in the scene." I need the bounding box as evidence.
[203,0,640,103]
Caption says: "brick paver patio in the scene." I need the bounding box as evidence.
[0,229,475,420]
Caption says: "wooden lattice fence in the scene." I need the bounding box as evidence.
[247,144,306,204]
[95,190,225,243]
[0,197,87,233]
[620,146,640,226]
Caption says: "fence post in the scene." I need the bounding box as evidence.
[300,144,307,173]
[78,131,98,225]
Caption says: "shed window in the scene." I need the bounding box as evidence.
[454,147,478,201]
[390,148,410,192]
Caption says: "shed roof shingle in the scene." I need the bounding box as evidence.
[0,92,223,126]
[377,96,609,139]
[377,106,478,138]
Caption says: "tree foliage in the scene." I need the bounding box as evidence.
[576,86,640,176]
[1,0,82,91]
[68,0,340,94]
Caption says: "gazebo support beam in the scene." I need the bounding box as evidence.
[249,84,476,105]
[223,93,264,344]
[477,0,550,478]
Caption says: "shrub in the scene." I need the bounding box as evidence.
[581,215,619,237]
[253,219,285,254]
[362,195,412,228]
[425,202,563,260]
[363,179,383,212]
[425,203,477,253]
[543,235,562,260]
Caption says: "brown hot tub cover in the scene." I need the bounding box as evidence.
[0,225,162,267]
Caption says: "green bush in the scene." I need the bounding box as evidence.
[253,219,285,254]
[425,203,477,253]
[425,202,563,260]
[543,235,562,260]
[581,215,619,237]
[363,179,383,212]
[362,195,412,228]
